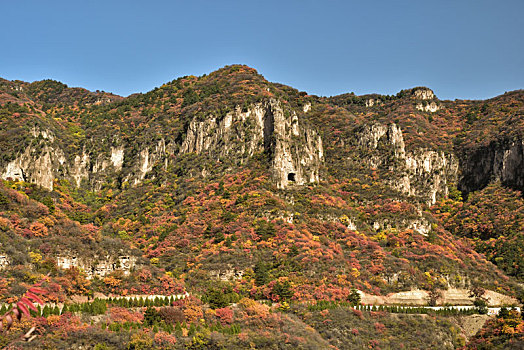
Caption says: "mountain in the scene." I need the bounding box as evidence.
[0,65,522,348]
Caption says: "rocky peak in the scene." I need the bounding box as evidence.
[413,87,436,100]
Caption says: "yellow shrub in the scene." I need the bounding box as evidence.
[29,251,42,264]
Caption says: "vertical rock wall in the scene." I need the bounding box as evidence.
[358,123,459,205]
[0,99,324,191]
[179,99,324,188]
[459,139,524,194]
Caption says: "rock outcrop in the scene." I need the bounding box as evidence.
[1,100,323,191]
[180,99,323,188]
[416,101,441,112]
[358,123,459,205]
[459,139,524,194]
[365,98,382,107]
[57,254,136,279]
[413,87,436,100]
[1,144,64,191]
[0,255,9,270]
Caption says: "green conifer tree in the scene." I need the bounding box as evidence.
[188,324,196,336]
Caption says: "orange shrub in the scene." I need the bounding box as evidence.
[110,307,144,323]
[215,307,234,325]
[104,276,121,288]
[238,298,269,318]
[29,221,48,237]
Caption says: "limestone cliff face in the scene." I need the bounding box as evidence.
[270,100,323,188]
[1,99,323,190]
[57,254,136,279]
[180,99,323,188]
[1,128,65,190]
[459,139,524,194]
[0,128,171,191]
[358,123,459,205]
[180,103,268,158]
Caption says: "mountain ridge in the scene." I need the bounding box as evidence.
[0,64,522,348]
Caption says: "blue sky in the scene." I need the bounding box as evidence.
[1,0,522,100]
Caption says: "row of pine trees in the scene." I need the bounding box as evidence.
[0,295,180,317]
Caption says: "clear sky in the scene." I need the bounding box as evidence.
[1,0,523,100]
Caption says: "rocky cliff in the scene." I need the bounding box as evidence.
[57,254,137,279]
[180,99,323,188]
[1,99,323,191]
[6,104,521,209]
[1,127,64,190]
[459,139,524,194]
[357,123,459,205]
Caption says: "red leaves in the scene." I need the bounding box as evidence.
[17,295,40,317]
[374,321,386,333]
[25,291,44,305]
[16,301,29,317]
[215,307,234,325]
[15,281,47,317]
[28,287,46,295]
[1,276,48,332]
[21,298,39,312]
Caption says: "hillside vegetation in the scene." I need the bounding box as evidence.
[0,65,522,348]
